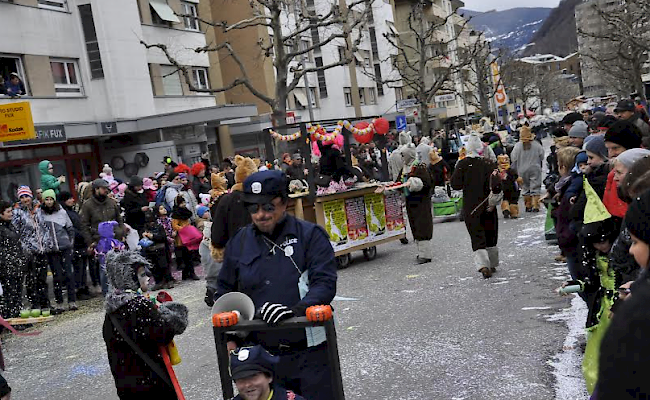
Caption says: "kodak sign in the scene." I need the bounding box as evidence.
[0,101,36,142]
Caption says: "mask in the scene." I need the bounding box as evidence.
[137,189,144,194]
[137,268,151,292]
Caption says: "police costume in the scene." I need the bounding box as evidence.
[216,170,338,400]
[230,345,306,400]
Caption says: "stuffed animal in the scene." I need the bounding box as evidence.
[231,155,259,192]
[497,154,521,219]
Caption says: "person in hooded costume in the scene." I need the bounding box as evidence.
[416,136,433,166]
[388,131,412,181]
[38,160,66,194]
[102,250,188,400]
[451,132,502,279]
[510,125,545,212]
[396,144,434,264]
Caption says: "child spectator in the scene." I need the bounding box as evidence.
[5,72,25,97]
[142,178,157,203]
[41,189,76,313]
[156,204,175,274]
[95,221,125,294]
[171,196,199,281]
[141,212,173,290]
[195,205,210,232]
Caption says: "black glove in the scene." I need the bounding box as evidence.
[260,302,294,325]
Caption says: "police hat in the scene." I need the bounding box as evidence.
[229,345,279,381]
[242,170,288,204]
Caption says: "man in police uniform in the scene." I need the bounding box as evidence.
[216,170,337,400]
[230,345,306,400]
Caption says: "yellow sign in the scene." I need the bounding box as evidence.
[0,101,36,142]
[490,62,509,107]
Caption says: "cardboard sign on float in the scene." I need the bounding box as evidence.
[0,101,36,142]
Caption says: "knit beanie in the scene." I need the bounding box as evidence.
[569,121,589,138]
[604,120,642,151]
[584,135,608,160]
[196,205,209,218]
[625,189,650,245]
[16,185,33,198]
[41,189,56,201]
[616,148,650,169]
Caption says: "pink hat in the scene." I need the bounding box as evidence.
[142,178,155,190]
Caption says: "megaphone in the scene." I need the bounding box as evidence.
[211,292,255,326]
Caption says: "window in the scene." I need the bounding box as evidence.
[338,46,346,62]
[38,0,66,11]
[358,88,365,105]
[363,56,371,68]
[0,55,29,96]
[300,40,313,62]
[160,65,183,95]
[192,67,210,91]
[368,87,377,104]
[79,5,104,80]
[369,27,379,59]
[344,87,352,106]
[373,64,384,96]
[50,59,82,96]
[315,57,328,98]
[182,2,199,31]
[309,87,317,107]
[150,0,180,27]
[395,87,404,101]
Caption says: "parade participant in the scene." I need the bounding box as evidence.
[58,191,92,300]
[451,132,502,279]
[615,98,650,138]
[80,179,126,294]
[388,131,412,181]
[0,200,26,319]
[191,162,211,201]
[230,345,306,400]
[121,176,149,234]
[38,160,66,194]
[428,148,450,188]
[510,125,544,213]
[497,154,521,219]
[13,186,53,311]
[216,170,337,400]
[208,156,257,306]
[398,145,434,264]
[416,136,433,166]
[103,250,188,400]
[41,189,76,313]
[171,196,199,281]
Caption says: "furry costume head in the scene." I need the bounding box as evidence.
[232,155,259,192]
[104,249,151,312]
[190,162,206,177]
[466,132,484,158]
[398,131,412,146]
[520,126,534,143]
[210,172,228,199]
[174,163,191,175]
[497,154,510,172]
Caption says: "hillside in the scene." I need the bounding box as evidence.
[460,7,552,54]
[522,0,581,57]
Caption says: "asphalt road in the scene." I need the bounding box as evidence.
[2,207,589,400]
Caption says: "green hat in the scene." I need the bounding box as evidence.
[42,189,56,201]
[583,177,610,224]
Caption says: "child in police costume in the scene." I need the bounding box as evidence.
[230,345,306,400]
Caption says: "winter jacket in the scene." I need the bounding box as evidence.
[191,177,211,201]
[42,206,74,251]
[103,296,185,400]
[553,174,582,250]
[80,195,125,245]
[12,204,54,255]
[628,114,650,138]
[603,169,628,219]
[62,204,87,249]
[0,219,27,278]
[39,160,61,194]
[121,188,149,234]
[609,219,640,288]
[571,163,609,224]
[211,190,251,250]
[163,182,182,212]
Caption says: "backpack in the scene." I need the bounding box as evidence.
[155,186,171,213]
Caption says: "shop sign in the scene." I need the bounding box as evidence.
[0,101,36,142]
[397,99,418,111]
[101,121,118,135]
[4,124,66,147]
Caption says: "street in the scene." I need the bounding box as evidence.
[1,207,589,400]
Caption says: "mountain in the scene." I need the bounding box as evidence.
[522,0,580,57]
[459,7,553,54]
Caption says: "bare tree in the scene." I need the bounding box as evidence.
[500,55,538,114]
[141,0,372,126]
[379,1,481,135]
[463,33,503,118]
[577,0,650,99]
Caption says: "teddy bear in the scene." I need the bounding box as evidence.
[497,154,522,219]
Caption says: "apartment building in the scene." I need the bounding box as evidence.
[390,0,478,130]
[0,0,256,200]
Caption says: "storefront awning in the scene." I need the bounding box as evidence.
[149,0,181,23]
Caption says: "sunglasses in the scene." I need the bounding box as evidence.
[246,202,276,214]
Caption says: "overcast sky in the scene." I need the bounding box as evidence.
[462,0,561,12]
